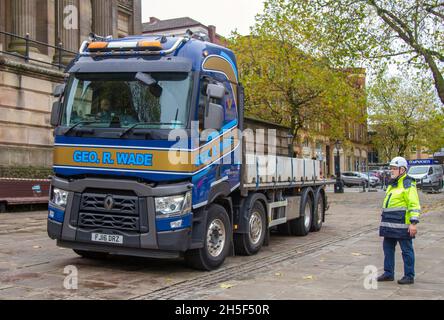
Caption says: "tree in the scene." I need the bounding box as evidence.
[229,33,366,145]
[256,0,444,105]
[368,76,444,161]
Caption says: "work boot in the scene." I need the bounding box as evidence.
[377,274,394,282]
[398,277,414,285]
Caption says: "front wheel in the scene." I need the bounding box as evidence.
[185,204,231,271]
[234,201,266,256]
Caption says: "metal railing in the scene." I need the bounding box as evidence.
[0,30,77,70]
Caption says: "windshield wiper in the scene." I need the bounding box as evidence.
[64,121,103,136]
[120,122,181,137]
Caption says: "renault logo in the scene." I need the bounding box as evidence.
[104,196,114,210]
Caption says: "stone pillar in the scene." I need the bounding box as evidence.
[132,0,142,35]
[8,0,40,53]
[92,0,115,37]
[56,0,79,65]
[79,0,93,43]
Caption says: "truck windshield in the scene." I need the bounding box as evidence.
[61,72,193,130]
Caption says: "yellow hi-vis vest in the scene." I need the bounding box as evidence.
[380,174,421,239]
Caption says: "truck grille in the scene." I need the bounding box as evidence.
[78,193,140,232]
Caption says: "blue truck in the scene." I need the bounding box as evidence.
[47,33,332,270]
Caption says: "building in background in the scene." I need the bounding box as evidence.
[0,0,142,169]
[434,148,444,163]
[142,17,226,45]
[292,68,369,176]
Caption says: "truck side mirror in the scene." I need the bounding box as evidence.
[53,84,65,97]
[204,103,224,131]
[207,83,225,99]
[50,101,61,127]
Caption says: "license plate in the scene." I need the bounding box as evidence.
[91,233,123,244]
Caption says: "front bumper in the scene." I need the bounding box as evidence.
[47,176,194,256]
[416,180,441,191]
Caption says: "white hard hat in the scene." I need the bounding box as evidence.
[389,156,408,169]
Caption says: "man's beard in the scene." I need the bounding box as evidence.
[389,170,405,186]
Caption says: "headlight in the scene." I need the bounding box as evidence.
[155,192,192,218]
[51,187,69,208]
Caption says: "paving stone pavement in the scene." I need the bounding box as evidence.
[0,189,443,300]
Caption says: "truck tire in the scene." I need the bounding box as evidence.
[234,201,266,256]
[311,188,325,232]
[277,221,291,235]
[289,188,313,236]
[185,204,231,271]
[73,249,109,260]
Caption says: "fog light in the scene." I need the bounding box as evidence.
[170,220,183,229]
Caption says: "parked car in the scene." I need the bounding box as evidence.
[370,170,385,180]
[341,171,366,187]
[359,173,380,187]
[408,164,444,192]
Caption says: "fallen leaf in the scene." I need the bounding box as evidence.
[351,252,362,256]
[303,275,314,280]
[33,246,41,249]
[220,283,234,289]
[165,278,173,282]
[275,272,282,277]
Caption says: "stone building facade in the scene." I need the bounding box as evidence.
[0,0,142,168]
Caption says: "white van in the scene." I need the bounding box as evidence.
[408,164,444,192]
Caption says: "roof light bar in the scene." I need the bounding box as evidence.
[137,41,163,51]
[79,37,188,56]
[87,41,108,50]
[108,41,138,49]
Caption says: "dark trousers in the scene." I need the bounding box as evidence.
[383,237,415,279]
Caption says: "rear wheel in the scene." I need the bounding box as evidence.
[73,249,109,260]
[311,189,325,232]
[285,188,313,237]
[234,201,266,256]
[185,204,231,271]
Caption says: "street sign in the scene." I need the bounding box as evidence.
[407,159,440,165]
